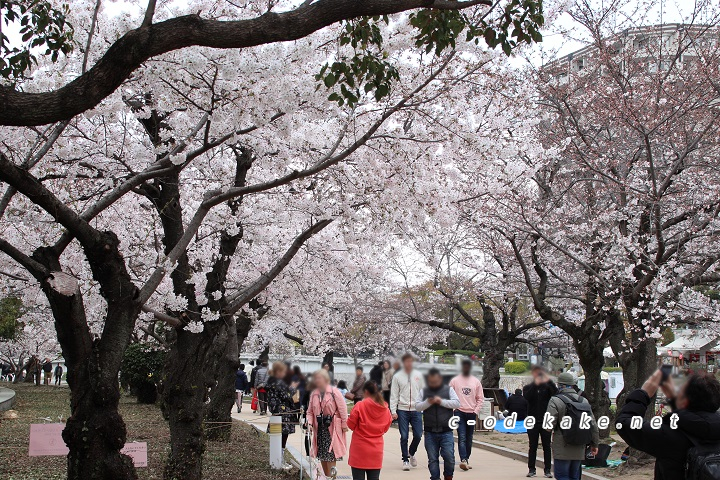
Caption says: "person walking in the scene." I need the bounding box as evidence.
[347,366,367,404]
[348,381,393,480]
[616,370,720,479]
[235,364,249,413]
[503,389,528,421]
[523,366,557,478]
[390,352,425,470]
[308,369,348,479]
[544,372,599,480]
[266,362,299,467]
[417,368,461,480]
[449,359,484,471]
[42,359,52,385]
[255,360,270,415]
[381,360,394,404]
[53,364,63,386]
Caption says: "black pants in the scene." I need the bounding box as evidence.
[352,467,381,480]
[527,425,552,473]
[258,390,268,414]
[282,433,289,449]
[383,390,390,404]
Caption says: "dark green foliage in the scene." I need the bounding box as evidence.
[317,0,544,107]
[0,295,23,341]
[120,342,166,403]
[0,0,74,79]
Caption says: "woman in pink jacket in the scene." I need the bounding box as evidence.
[307,369,348,478]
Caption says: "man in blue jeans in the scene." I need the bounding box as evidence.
[417,368,461,480]
[449,359,484,470]
[390,353,426,470]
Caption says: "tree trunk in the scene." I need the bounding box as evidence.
[162,328,208,480]
[63,356,137,480]
[481,350,503,388]
[616,338,657,412]
[574,336,611,437]
[204,319,239,441]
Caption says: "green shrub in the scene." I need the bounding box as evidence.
[120,343,166,404]
[602,367,623,372]
[504,361,528,374]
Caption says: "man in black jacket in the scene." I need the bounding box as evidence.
[617,369,720,480]
[523,366,557,478]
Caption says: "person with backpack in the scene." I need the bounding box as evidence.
[544,372,599,480]
[524,365,558,478]
[616,369,720,480]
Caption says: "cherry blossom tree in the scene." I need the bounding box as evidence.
[495,0,720,413]
[0,2,546,480]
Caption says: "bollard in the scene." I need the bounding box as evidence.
[269,415,283,469]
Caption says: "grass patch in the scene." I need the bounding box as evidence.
[0,383,297,480]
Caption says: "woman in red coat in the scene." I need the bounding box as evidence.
[347,381,393,480]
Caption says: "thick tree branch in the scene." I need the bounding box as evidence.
[0,0,489,126]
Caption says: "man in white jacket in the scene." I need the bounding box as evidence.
[390,352,425,470]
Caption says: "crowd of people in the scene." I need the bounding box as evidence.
[233,355,720,480]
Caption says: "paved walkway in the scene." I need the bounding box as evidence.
[232,409,530,479]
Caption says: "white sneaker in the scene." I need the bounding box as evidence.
[403,461,410,471]
[409,456,418,467]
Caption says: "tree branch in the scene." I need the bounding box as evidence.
[0,0,489,126]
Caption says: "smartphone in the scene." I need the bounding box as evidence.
[660,364,672,382]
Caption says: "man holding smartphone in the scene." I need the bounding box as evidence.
[523,366,557,478]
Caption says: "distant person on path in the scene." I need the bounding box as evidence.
[381,360,394,404]
[347,367,367,404]
[417,368,461,480]
[254,360,270,415]
[266,362,299,465]
[449,359,484,471]
[42,359,52,385]
[504,389,528,421]
[348,381,393,480]
[369,361,383,386]
[616,370,720,480]
[54,364,63,386]
[249,360,259,413]
[390,352,425,470]
[308,369,348,479]
[301,378,316,456]
[544,372,599,480]
[322,363,334,382]
[337,380,348,396]
[235,364,249,413]
[291,365,306,409]
[523,365,557,478]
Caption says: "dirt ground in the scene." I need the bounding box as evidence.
[0,383,297,480]
[475,430,655,480]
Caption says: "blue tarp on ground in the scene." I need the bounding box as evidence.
[493,421,527,434]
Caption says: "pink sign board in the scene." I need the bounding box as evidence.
[120,442,148,467]
[29,424,147,467]
[29,424,69,456]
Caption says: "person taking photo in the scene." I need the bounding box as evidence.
[617,369,720,480]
